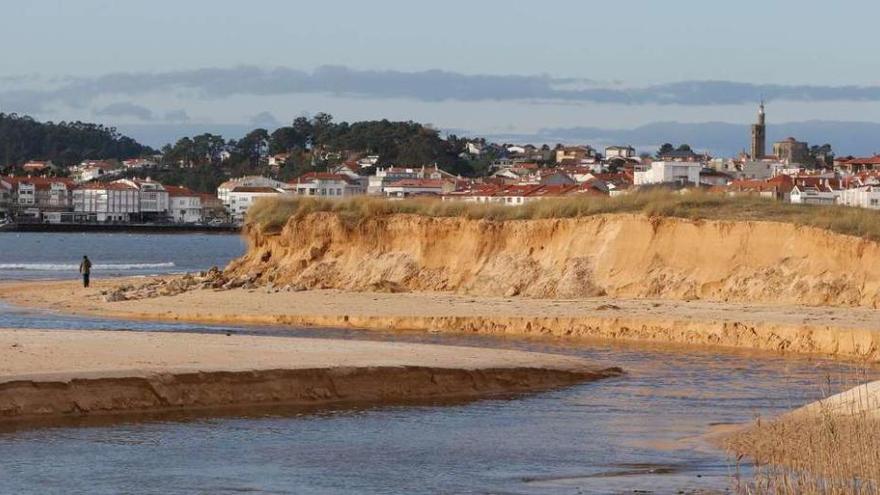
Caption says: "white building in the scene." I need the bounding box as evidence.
[368,165,457,195]
[790,185,841,205]
[115,178,169,220]
[383,179,454,199]
[285,173,366,197]
[72,160,121,183]
[72,183,140,222]
[604,146,636,159]
[165,185,203,223]
[217,176,286,209]
[227,186,282,222]
[838,186,880,209]
[633,161,702,186]
[357,155,380,168]
[122,158,157,169]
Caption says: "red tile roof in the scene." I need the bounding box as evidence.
[164,185,198,197]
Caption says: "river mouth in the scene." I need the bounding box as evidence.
[0,233,874,493]
[2,302,875,494]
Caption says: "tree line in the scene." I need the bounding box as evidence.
[0,113,153,168]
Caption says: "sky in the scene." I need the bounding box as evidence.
[2,0,880,152]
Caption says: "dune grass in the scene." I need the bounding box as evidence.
[246,191,880,241]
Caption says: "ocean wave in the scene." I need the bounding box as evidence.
[0,262,176,271]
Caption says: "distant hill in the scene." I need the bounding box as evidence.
[0,113,155,168]
[484,120,880,157]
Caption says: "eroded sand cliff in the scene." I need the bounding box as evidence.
[226,213,880,307]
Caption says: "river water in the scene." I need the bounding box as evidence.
[0,232,872,494]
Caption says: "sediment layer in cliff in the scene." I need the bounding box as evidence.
[227,212,880,308]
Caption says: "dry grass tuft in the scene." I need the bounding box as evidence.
[246,191,880,240]
[726,378,880,494]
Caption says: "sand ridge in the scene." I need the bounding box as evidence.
[0,329,619,423]
[5,278,880,361]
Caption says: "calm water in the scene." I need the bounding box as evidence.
[0,234,871,494]
[0,232,245,279]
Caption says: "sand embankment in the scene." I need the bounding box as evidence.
[0,329,617,423]
[5,279,880,361]
[226,213,880,307]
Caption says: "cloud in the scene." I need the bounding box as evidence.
[94,102,155,120]
[6,66,880,112]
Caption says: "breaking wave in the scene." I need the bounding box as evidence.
[0,262,176,271]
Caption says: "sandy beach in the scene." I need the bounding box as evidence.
[4,277,880,361]
[0,328,617,423]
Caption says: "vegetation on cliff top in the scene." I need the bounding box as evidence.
[247,192,880,241]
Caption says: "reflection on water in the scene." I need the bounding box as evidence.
[0,302,873,494]
[0,233,870,493]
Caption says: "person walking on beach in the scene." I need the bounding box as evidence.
[79,255,92,288]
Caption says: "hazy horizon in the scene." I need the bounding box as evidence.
[3,0,880,155]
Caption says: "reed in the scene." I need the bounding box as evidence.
[726,372,880,494]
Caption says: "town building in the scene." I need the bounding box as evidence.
[383,179,454,199]
[22,160,55,174]
[555,145,596,164]
[0,176,75,222]
[604,146,636,159]
[790,184,841,205]
[72,160,121,182]
[285,173,366,197]
[217,176,286,208]
[115,178,169,221]
[656,148,709,162]
[634,161,702,186]
[227,186,282,222]
[72,182,140,222]
[367,165,456,195]
[773,137,810,164]
[165,185,203,223]
[122,158,157,169]
[839,186,880,209]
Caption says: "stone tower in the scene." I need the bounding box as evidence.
[750,102,766,159]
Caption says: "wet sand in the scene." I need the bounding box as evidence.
[3,277,880,361]
[0,328,617,423]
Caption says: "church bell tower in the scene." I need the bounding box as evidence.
[750,101,766,159]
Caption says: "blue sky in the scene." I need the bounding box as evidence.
[2,0,880,151]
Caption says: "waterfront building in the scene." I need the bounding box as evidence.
[226,186,283,222]
[72,182,140,222]
[217,176,286,209]
[165,185,203,223]
[115,178,170,221]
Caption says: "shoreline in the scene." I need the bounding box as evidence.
[0,329,617,425]
[4,277,880,362]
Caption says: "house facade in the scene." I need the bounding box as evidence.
[227,186,282,222]
[72,183,140,222]
[634,161,702,186]
[285,173,366,197]
[165,185,203,223]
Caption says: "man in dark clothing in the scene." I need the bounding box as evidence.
[79,255,92,288]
